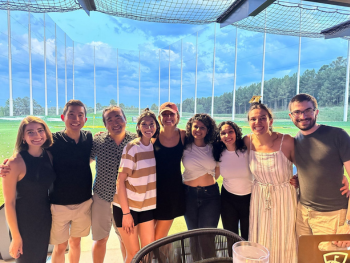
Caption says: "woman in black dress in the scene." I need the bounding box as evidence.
[153,102,186,240]
[2,116,56,263]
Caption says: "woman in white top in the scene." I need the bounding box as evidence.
[182,113,220,230]
[182,113,219,261]
[213,121,252,240]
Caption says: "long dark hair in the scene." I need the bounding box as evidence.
[184,113,217,149]
[213,121,246,162]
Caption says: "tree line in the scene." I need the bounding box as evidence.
[0,57,347,117]
[180,57,347,114]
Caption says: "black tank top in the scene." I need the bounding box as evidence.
[17,150,56,206]
[153,130,186,219]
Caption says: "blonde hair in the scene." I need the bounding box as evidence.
[15,116,53,153]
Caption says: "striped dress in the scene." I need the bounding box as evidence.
[249,135,297,263]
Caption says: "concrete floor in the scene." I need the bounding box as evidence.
[1,228,124,263]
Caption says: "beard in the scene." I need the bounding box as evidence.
[293,116,317,131]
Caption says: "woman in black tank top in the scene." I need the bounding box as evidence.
[2,116,55,263]
[153,102,186,240]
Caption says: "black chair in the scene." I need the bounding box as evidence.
[132,228,244,263]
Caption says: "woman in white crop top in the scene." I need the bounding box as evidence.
[182,113,220,233]
[213,121,252,241]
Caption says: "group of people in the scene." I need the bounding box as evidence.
[2,93,350,263]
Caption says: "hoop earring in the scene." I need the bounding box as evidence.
[23,140,26,144]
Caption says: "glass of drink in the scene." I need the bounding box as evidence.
[232,241,269,263]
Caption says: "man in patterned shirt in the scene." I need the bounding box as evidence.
[90,105,136,263]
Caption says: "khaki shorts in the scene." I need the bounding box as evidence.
[296,202,347,251]
[91,194,113,241]
[50,198,93,245]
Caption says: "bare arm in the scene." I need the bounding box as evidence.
[334,160,350,247]
[180,129,186,145]
[2,155,25,258]
[343,161,350,220]
[116,172,134,234]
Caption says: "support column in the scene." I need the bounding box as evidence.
[344,40,350,122]
[65,33,67,103]
[169,45,171,101]
[94,46,96,114]
[8,9,13,116]
[180,39,183,117]
[194,32,198,114]
[55,23,58,115]
[73,41,75,99]
[29,12,33,115]
[44,13,47,115]
[296,0,302,94]
[261,11,267,103]
[158,49,160,112]
[117,48,119,106]
[139,50,141,115]
[211,24,216,117]
[232,27,238,121]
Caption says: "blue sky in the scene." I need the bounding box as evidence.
[0,3,349,111]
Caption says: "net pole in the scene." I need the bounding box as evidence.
[55,23,58,115]
[139,50,141,115]
[65,33,67,103]
[117,48,119,106]
[232,27,238,121]
[73,41,75,99]
[44,13,47,115]
[158,49,160,113]
[169,45,170,101]
[344,40,350,122]
[29,11,33,115]
[180,39,183,118]
[8,8,13,116]
[195,32,198,114]
[94,45,96,114]
[261,11,266,104]
[211,24,216,117]
[296,0,302,95]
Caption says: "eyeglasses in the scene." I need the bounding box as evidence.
[290,108,316,117]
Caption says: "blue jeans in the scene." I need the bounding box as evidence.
[184,183,221,230]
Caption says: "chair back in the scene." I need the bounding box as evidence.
[298,234,350,263]
[132,228,244,263]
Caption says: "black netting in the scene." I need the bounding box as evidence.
[232,1,350,38]
[0,0,81,13]
[94,0,235,24]
[0,0,350,38]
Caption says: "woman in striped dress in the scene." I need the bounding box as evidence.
[244,102,297,263]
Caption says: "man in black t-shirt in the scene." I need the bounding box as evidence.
[48,100,93,263]
[289,93,350,249]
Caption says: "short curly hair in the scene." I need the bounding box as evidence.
[213,121,246,162]
[184,113,217,148]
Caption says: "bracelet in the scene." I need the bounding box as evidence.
[123,212,131,215]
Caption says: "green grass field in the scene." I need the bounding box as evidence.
[1,112,350,234]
